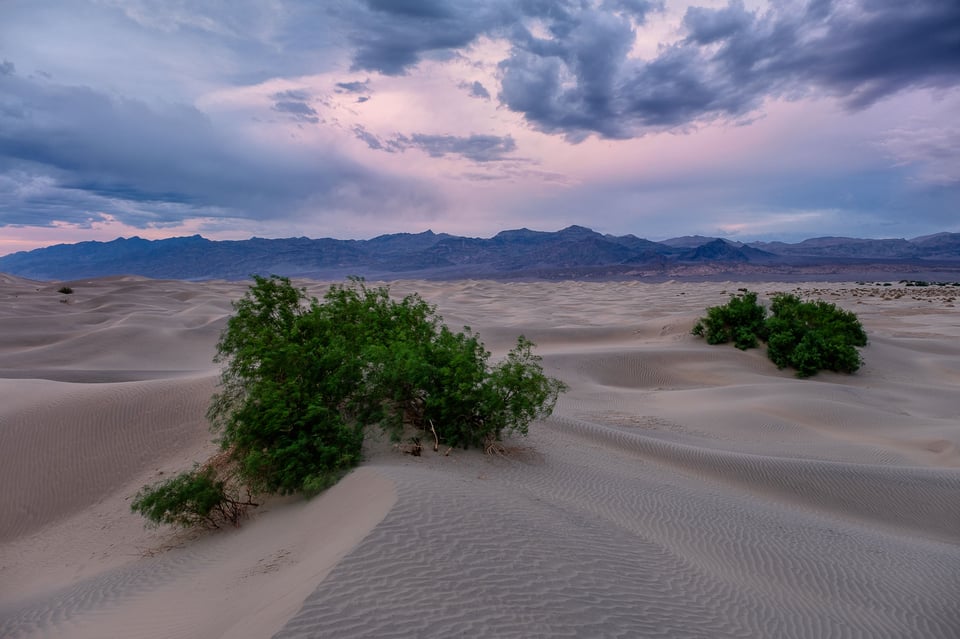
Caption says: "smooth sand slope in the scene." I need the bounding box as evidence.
[1,275,958,638]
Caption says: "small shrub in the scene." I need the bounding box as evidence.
[57,286,73,294]
[693,290,867,377]
[691,290,767,350]
[131,465,256,529]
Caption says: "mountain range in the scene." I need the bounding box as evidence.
[2,226,959,281]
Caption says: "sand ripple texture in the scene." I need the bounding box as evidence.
[1,277,959,638]
[276,280,960,639]
[276,449,959,638]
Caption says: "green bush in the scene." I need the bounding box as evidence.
[131,465,255,529]
[57,286,73,294]
[691,290,767,350]
[692,290,867,377]
[134,275,566,529]
[207,276,369,495]
[764,294,866,377]
[208,275,566,495]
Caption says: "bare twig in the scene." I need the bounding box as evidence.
[484,437,507,457]
[428,420,439,452]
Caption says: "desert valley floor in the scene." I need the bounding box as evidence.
[1,275,958,638]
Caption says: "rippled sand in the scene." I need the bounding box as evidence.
[2,275,958,638]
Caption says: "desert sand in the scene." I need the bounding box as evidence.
[1,274,958,638]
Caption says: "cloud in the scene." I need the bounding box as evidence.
[352,126,517,162]
[879,121,960,187]
[335,80,371,93]
[345,0,502,75]
[271,89,320,123]
[2,1,957,246]
[272,99,320,122]
[0,67,437,229]
[682,1,752,44]
[335,79,372,103]
[97,1,346,86]
[353,126,386,151]
[272,89,311,101]
[499,8,641,141]
[12,2,960,146]
[496,0,960,140]
[461,80,491,100]
[66,2,960,143]
[341,0,648,77]
[783,1,960,109]
[363,0,453,19]
[332,1,960,141]
[601,0,662,19]
[402,133,517,161]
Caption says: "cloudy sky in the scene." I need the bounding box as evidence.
[1,0,958,255]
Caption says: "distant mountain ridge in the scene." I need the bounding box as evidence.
[1,226,959,281]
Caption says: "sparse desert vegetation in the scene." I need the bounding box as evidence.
[131,276,566,528]
[4,276,960,638]
[693,289,867,377]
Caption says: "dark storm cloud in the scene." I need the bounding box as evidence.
[3,0,956,244]
[499,0,960,139]
[683,2,752,44]
[338,0,960,140]
[346,0,496,75]
[0,68,434,228]
[779,0,960,109]
[363,0,453,19]
[343,0,610,76]
[500,7,640,140]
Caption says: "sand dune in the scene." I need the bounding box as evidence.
[1,277,958,638]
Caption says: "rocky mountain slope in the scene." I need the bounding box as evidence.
[1,227,958,281]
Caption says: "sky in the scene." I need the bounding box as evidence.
[1,0,959,255]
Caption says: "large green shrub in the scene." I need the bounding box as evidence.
[134,276,566,528]
[207,276,366,495]
[133,276,565,525]
[692,290,867,377]
[764,294,867,377]
[209,275,566,494]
